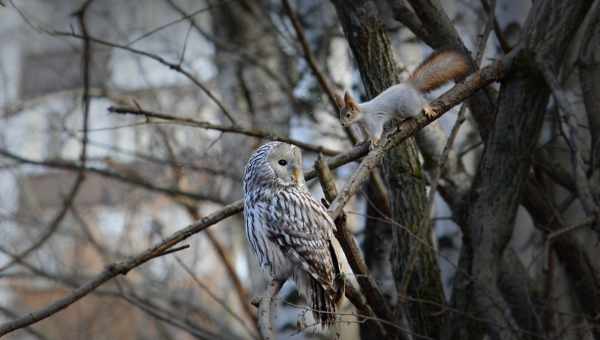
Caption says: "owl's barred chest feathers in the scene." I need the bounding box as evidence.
[243,186,294,277]
[243,186,333,277]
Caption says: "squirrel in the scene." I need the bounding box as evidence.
[336,50,470,147]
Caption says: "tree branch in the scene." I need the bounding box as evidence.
[0,148,226,204]
[281,0,339,111]
[51,30,237,125]
[256,280,282,340]
[107,106,339,156]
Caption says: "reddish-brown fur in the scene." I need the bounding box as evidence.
[409,50,471,92]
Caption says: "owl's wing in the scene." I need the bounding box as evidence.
[264,189,339,288]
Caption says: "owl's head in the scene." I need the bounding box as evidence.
[243,142,305,193]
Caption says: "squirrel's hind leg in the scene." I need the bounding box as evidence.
[423,104,436,120]
[368,136,380,151]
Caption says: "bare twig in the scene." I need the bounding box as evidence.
[0,203,214,337]
[0,202,236,336]
[117,291,230,340]
[174,256,258,339]
[183,205,258,330]
[108,106,339,156]
[257,280,283,340]
[51,30,237,124]
[0,178,83,273]
[164,0,291,93]
[281,0,338,111]
[127,1,229,46]
[153,244,190,257]
[544,216,598,268]
[542,67,599,231]
[479,0,512,53]
[0,3,95,272]
[0,149,225,204]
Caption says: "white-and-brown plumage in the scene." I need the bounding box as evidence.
[242,142,342,326]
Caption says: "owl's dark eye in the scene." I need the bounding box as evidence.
[278,159,287,166]
[346,113,351,118]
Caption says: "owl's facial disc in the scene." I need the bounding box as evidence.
[268,144,304,186]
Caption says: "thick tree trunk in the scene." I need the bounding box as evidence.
[456,1,593,340]
[465,66,550,340]
[579,1,600,222]
[330,1,446,338]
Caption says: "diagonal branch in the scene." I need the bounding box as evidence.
[0,240,190,337]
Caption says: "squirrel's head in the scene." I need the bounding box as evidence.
[336,91,362,127]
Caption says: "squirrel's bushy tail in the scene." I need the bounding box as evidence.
[409,50,470,92]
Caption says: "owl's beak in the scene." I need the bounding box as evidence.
[291,166,303,186]
[292,166,303,185]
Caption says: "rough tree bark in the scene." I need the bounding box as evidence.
[387,2,600,339]
[455,1,593,340]
[330,1,446,339]
[578,0,600,217]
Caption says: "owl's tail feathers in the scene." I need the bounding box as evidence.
[310,278,338,327]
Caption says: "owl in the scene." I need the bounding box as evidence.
[242,142,343,327]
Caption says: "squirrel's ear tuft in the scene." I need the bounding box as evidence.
[334,92,345,110]
[344,91,359,110]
